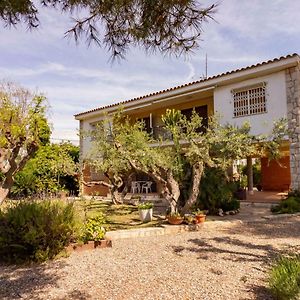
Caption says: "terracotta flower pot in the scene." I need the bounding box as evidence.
[195,214,206,223]
[167,215,184,225]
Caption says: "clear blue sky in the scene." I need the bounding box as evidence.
[0,0,299,143]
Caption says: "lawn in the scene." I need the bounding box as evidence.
[74,198,165,231]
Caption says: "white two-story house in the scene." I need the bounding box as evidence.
[75,53,300,196]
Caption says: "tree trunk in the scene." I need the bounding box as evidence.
[121,172,135,198]
[0,176,14,205]
[0,187,10,205]
[247,156,254,195]
[110,175,124,205]
[157,172,181,214]
[110,187,123,205]
[182,162,204,213]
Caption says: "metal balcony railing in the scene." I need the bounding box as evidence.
[151,126,173,141]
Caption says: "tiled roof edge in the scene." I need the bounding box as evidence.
[75,53,299,118]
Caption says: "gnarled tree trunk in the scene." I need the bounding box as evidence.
[182,162,204,213]
[0,184,11,205]
[150,170,180,214]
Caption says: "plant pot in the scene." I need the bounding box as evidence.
[234,188,247,200]
[139,208,153,223]
[195,214,206,223]
[167,215,184,225]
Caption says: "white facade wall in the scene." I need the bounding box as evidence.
[214,71,287,136]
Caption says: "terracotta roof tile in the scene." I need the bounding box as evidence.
[75,53,299,117]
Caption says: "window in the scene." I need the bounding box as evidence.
[232,83,267,118]
[181,105,208,132]
[137,115,152,134]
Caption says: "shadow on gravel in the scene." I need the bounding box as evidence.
[225,216,300,240]
[172,236,280,263]
[241,284,274,300]
[0,260,68,299]
[56,289,92,299]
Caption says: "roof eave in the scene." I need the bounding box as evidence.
[74,54,300,121]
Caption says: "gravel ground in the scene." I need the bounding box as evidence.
[1,215,300,300]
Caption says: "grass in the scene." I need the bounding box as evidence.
[74,198,165,231]
[269,255,300,300]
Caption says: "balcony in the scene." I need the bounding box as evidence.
[151,126,173,141]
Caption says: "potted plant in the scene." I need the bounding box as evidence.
[234,175,247,200]
[184,214,195,225]
[166,212,184,225]
[193,209,206,223]
[138,202,153,223]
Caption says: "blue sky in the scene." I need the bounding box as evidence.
[0,0,300,143]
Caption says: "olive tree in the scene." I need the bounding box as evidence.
[83,113,131,204]
[86,109,287,213]
[0,81,50,203]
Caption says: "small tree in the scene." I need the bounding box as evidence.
[0,81,50,203]
[86,109,287,213]
[11,143,79,198]
[161,110,288,212]
[83,113,131,204]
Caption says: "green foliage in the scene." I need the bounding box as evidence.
[269,255,300,300]
[193,209,206,216]
[87,109,287,213]
[242,162,261,186]
[138,202,153,210]
[81,214,106,242]
[288,190,300,199]
[0,1,216,59]
[0,200,78,263]
[271,196,300,214]
[197,168,240,214]
[11,142,79,197]
[0,81,50,201]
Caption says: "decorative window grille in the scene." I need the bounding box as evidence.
[232,83,267,117]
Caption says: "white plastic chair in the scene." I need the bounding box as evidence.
[131,181,141,194]
[141,181,152,194]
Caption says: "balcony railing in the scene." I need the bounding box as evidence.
[151,126,173,141]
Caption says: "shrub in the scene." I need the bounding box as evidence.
[81,214,106,242]
[138,202,154,210]
[269,255,300,300]
[197,168,240,214]
[0,200,78,263]
[220,198,240,212]
[271,197,300,214]
[288,190,300,199]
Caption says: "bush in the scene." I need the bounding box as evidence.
[81,214,106,242]
[11,143,79,198]
[271,197,300,214]
[0,200,78,263]
[269,255,300,300]
[197,168,240,214]
[138,202,154,210]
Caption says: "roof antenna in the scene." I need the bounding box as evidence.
[205,53,208,79]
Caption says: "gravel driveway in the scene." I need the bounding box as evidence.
[1,215,300,300]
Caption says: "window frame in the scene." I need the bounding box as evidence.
[231,82,267,118]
